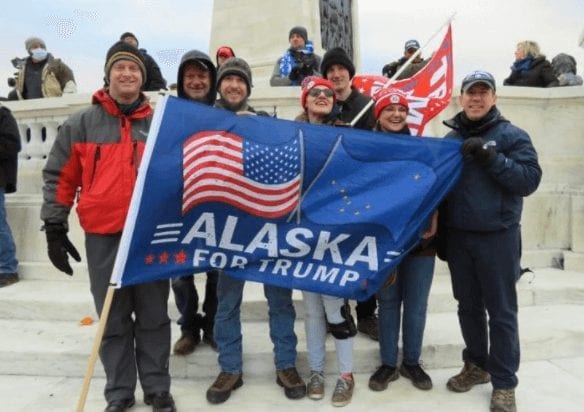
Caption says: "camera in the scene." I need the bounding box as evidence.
[289,52,318,82]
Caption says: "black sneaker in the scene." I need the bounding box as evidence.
[400,363,433,390]
[368,364,399,391]
[276,367,306,399]
[104,397,135,412]
[206,372,244,404]
[0,273,19,288]
[357,315,379,341]
[144,392,176,412]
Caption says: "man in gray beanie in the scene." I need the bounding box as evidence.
[270,25,322,87]
[14,36,76,100]
[207,56,306,404]
[215,57,258,113]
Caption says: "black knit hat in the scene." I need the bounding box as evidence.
[217,57,253,97]
[120,32,138,46]
[320,47,356,79]
[289,26,308,43]
[104,41,147,85]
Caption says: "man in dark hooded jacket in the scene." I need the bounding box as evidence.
[171,50,219,356]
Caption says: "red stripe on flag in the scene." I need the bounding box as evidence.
[182,131,300,218]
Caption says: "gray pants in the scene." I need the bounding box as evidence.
[86,233,171,402]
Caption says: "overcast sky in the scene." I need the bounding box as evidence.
[1,0,583,98]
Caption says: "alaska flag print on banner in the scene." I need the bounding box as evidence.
[111,95,462,300]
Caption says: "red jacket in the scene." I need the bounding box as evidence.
[41,88,152,234]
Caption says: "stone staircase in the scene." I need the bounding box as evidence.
[1,260,583,385]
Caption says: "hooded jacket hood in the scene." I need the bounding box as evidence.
[177,50,217,105]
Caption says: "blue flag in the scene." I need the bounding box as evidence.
[112,95,461,300]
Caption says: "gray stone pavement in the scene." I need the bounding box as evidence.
[2,357,583,411]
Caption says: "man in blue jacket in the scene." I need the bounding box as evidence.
[441,70,542,412]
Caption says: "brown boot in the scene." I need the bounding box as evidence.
[447,361,490,392]
[276,367,306,399]
[490,388,516,412]
[206,372,243,404]
[173,331,200,355]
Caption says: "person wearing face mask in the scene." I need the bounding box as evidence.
[15,36,77,100]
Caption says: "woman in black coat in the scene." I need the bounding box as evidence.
[503,40,559,87]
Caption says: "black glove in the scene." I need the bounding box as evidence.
[461,137,497,165]
[382,62,399,78]
[44,222,81,275]
[288,65,305,82]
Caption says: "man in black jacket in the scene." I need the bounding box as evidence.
[120,32,167,91]
[442,70,542,412]
[0,104,21,287]
[320,47,378,339]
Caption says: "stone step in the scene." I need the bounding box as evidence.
[1,268,582,323]
[0,304,582,380]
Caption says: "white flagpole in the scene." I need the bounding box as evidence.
[349,12,457,127]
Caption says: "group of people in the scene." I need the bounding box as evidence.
[382,38,583,87]
[0,23,542,412]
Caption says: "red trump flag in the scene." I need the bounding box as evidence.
[352,24,453,136]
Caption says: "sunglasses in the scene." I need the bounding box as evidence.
[308,88,334,98]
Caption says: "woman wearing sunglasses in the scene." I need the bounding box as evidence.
[295,76,356,407]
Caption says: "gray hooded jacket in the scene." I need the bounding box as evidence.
[177,50,217,105]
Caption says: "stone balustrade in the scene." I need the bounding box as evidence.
[4,85,584,271]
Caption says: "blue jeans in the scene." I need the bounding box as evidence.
[214,272,297,373]
[0,189,18,274]
[446,226,521,389]
[377,255,435,367]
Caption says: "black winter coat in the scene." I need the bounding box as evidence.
[141,49,167,91]
[335,88,375,130]
[0,106,21,193]
[503,56,559,87]
[442,107,542,232]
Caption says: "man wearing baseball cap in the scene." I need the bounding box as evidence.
[440,70,542,412]
[381,38,430,80]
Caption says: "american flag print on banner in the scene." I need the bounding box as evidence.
[182,130,301,218]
